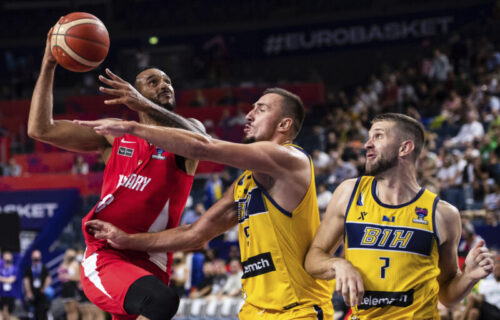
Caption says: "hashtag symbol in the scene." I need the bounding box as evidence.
[264,35,283,55]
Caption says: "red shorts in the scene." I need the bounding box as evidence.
[80,248,169,320]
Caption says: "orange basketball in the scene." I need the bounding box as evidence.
[50,12,110,72]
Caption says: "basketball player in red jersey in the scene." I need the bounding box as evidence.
[27,29,204,320]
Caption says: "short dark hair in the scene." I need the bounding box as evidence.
[263,88,305,138]
[134,65,169,88]
[372,113,425,161]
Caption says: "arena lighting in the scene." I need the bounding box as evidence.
[149,36,159,45]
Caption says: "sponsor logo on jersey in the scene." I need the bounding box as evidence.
[116,174,152,191]
[241,252,276,279]
[357,211,368,220]
[118,146,134,157]
[412,207,428,225]
[152,148,165,160]
[382,215,395,222]
[359,289,414,309]
[120,138,136,144]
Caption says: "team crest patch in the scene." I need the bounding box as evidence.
[118,146,134,157]
[412,207,428,225]
[152,148,165,160]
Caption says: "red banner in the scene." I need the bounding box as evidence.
[13,152,99,174]
[0,160,222,195]
[0,172,103,196]
[0,137,10,163]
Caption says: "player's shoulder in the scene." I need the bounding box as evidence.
[330,178,360,203]
[187,118,206,134]
[336,178,360,194]
[434,199,461,244]
[283,144,310,159]
[251,143,310,169]
[435,199,461,223]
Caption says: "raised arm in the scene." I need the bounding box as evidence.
[98,69,206,135]
[27,29,112,153]
[436,201,494,307]
[85,181,239,252]
[304,178,364,306]
[75,119,307,175]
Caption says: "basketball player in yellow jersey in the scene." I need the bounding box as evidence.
[305,113,494,319]
[78,88,334,319]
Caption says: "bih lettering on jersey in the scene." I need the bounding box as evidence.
[81,134,194,277]
[345,176,441,319]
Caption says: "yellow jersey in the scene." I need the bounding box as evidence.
[234,144,333,311]
[345,176,440,320]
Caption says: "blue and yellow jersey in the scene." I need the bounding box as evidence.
[345,176,440,320]
[234,144,333,311]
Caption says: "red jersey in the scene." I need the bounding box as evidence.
[82,134,194,276]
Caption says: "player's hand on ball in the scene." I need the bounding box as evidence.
[464,240,494,281]
[74,119,136,137]
[43,27,57,66]
[85,219,131,250]
[333,259,365,307]
[99,68,150,112]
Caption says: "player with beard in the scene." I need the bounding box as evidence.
[28,30,204,320]
[304,113,494,319]
[76,88,335,319]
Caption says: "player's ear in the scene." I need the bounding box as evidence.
[399,140,415,158]
[278,117,292,133]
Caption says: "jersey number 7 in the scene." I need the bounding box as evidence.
[380,257,390,279]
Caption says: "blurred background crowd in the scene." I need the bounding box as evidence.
[1,0,500,319]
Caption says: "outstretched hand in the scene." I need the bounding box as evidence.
[73,119,136,137]
[85,219,132,250]
[99,69,150,112]
[464,240,494,281]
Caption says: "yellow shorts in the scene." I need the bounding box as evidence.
[239,300,334,320]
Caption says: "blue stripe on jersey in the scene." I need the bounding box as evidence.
[253,177,292,217]
[346,178,362,218]
[344,177,362,242]
[432,197,440,244]
[346,222,435,256]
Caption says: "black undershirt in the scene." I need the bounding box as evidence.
[174,155,187,173]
